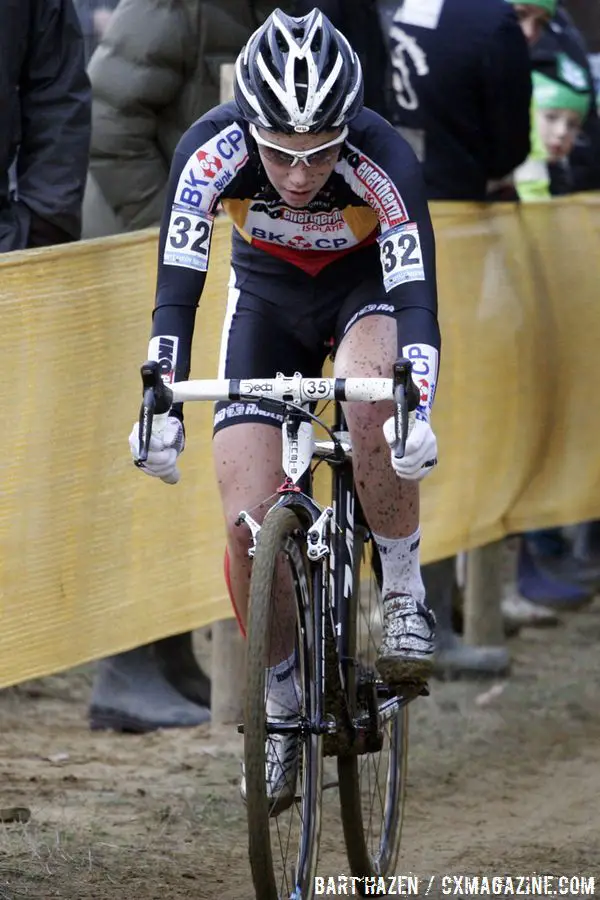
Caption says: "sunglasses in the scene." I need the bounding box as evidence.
[250,124,348,168]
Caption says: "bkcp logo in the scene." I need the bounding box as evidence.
[418,377,430,406]
[177,124,248,209]
[196,151,223,179]
[287,235,313,250]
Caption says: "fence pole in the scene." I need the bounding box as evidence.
[463,542,507,648]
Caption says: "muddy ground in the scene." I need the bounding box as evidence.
[1,600,599,900]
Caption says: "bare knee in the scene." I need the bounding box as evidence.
[224,499,272,561]
[335,315,397,379]
[213,422,283,558]
[334,314,397,434]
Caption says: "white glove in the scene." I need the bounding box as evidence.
[383,415,438,481]
[129,414,184,484]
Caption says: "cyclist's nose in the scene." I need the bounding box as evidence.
[286,164,312,189]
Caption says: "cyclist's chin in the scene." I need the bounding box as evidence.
[279,188,316,208]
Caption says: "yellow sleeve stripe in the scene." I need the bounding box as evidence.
[343,206,380,242]
[221,199,253,243]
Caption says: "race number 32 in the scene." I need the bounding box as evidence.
[378,222,425,291]
[163,210,213,272]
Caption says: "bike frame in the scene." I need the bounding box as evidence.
[136,360,422,749]
[256,400,358,745]
[250,399,414,753]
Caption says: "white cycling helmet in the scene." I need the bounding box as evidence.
[234,8,364,134]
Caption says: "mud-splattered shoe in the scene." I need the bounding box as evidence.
[376,593,436,684]
[240,716,298,817]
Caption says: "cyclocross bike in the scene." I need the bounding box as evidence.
[136,357,430,900]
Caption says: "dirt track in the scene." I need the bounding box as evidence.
[1,599,600,899]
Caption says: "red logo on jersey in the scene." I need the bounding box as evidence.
[287,235,313,250]
[196,151,223,179]
[418,378,430,405]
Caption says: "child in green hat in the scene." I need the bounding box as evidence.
[516,52,593,198]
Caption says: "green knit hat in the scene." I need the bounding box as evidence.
[532,54,592,118]
[505,0,557,15]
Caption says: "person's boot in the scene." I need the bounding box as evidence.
[522,527,600,590]
[572,520,600,572]
[153,631,211,708]
[88,644,211,733]
[423,557,510,679]
[500,537,560,629]
[518,535,594,610]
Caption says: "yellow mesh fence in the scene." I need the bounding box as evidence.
[422,194,600,556]
[0,227,230,686]
[0,195,599,686]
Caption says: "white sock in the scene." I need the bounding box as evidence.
[265,653,299,718]
[372,529,426,604]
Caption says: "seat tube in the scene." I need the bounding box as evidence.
[311,561,326,728]
[331,403,355,680]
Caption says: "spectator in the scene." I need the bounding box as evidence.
[508,0,557,44]
[507,0,600,190]
[83,0,293,733]
[509,0,600,609]
[0,0,91,252]
[515,50,593,197]
[83,0,293,236]
[545,5,600,190]
[72,0,120,64]
[297,0,533,202]
[563,0,600,84]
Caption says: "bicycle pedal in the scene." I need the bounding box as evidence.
[392,679,429,700]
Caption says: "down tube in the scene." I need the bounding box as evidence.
[331,408,356,689]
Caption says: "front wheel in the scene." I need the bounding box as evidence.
[337,525,408,887]
[244,506,323,900]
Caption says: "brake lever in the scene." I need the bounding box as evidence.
[392,358,419,459]
[135,360,174,465]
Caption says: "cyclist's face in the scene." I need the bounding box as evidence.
[512,4,552,44]
[256,128,343,208]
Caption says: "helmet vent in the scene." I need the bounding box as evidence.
[321,49,336,81]
[295,58,309,112]
[275,30,288,53]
